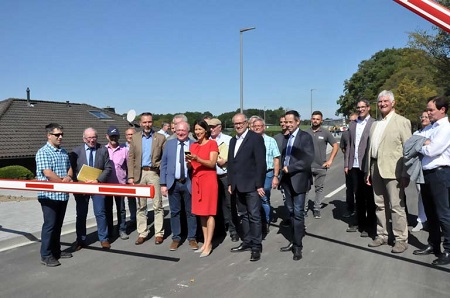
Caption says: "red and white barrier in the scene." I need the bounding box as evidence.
[394,0,450,33]
[0,179,155,198]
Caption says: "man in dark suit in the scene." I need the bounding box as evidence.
[279,110,314,261]
[345,100,376,237]
[228,113,266,262]
[160,121,198,251]
[70,127,112,250]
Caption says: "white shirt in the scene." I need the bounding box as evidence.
[371,111,394,159]
[234,129,249,157]
[211,132,232,175]
[420,117,450,170]
[353,115,371,168]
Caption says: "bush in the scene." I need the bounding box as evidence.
[0,165,34,180]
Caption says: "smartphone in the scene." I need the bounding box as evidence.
[184,150,191,156]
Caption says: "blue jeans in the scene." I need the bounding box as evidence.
[168,181,197,241]
[39,199,68,258]
[127,197,137,222]
[261,170,273,223]
[105,196,127,234]
[75,194,109,242]
[235,190,262,251]
[281,181,306,248]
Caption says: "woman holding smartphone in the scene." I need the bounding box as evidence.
[186,119,219,257]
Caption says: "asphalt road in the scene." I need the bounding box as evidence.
[1,150,450,298]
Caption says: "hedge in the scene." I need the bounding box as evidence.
[0,165,34,180]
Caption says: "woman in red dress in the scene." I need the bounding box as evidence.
[186,119,218,257]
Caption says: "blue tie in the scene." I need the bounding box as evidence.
[179,141,185,179]
[284,134,294,166]
[89,148,94,167]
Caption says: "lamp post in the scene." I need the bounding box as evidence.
[240,27,256,113]
[310,88,316,117]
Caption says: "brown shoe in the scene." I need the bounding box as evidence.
[392,241,408,253]
[155,236,164,245]
[135,237,145,245]
[189,240,199,250]
[101,241,111,249]
[169,240,180,251]
[368,237,388,247]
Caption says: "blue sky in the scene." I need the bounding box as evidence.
[0,1,434,119]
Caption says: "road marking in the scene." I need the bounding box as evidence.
[325,184,345,198]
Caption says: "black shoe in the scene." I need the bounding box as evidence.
[413,245,438,256]
[230,234,239,242]
[280,218,291,227]
[280,242,293,252]
[432,252,450,266]
[360,231,369,238]
[56,251,73,259]
[40,256,61,267]
[293,247,302,261]
[250,250,261,262]
[230,243,251,252]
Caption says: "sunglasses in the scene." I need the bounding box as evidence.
[50,133,64,138]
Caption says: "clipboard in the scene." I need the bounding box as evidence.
[77,164,102,182]
[218,143,229,161]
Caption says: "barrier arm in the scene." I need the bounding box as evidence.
[0,179,155,198]
[394,0,450,33]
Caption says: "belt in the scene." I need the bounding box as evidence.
[217,173,227,178]
[175,178,186,184]
[142,166,158,172]
[423,166,450,174]
[266,169,274,173]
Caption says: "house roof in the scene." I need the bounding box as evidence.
[0,98,138,159]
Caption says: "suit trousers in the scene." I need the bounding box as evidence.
[350,168,376,234]
[75,194,109,242]
[371,163,408,242]
[39,199,68,258]
[218,175,237,236]
[168,181,197,241]
[421,167,450,252]
[281,180,306,249]
[234,190,262,251]
[136,170,164,238]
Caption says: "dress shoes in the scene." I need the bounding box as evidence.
[135,237,145,245]
[230,234,240,242]
[293,247,302,261]
[72,241,85,252]
[250,250,261,262]
[360,231,369,238]
[280,242,293,252]
[56,252,73,259]
[155,236,164,245]
[413,245,438,256]
[280,218,291,227]
[346,226,358,233]
[368,237,388,247]
[432,252,450,266]
[101,241,111,249]
[230,243,252,252]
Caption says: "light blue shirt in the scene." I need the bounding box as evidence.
[263,134,280,170]
[141,131,153,167]
[84,144,96,166]
[175,139,189,179]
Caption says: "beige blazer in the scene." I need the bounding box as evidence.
[127,130,166,182]
[368,112,411,179]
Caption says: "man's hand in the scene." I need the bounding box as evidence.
[282,166,289,173]
[85,179,98,184]
[128,178,134,185]
[61,176,72,183]
[257,187,265,197]
[217,156,227,167]
[344,167,349,175]
[365,174,371,186]
[161,186,168,197]
[228,185,232,194]
[271,176,279,189]
[323,160,333,169]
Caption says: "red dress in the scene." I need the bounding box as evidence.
[190,140,219,216]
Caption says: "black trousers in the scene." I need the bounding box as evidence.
[349,168,376,234]
[234,190,262,251]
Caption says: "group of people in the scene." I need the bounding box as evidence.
[35,90,450,267]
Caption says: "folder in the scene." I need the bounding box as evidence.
[76,164,102,182]
[218,142,229,161]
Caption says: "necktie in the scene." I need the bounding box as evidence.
[89,148,94,167]
[284,134,294,166]
[179,141,185,179]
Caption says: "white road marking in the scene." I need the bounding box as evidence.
[324,184,345,198]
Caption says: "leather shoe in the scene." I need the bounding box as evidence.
[432,252,450,266]
[230,243,251,252]
[155,236,164,245]
[293,246,302,261]
[250,250,261,262]
[413,245,438,256]
[72,241,85,252]
[135,237,145,245]
[230,234,239,242]
[280,242,293,252]
[101,241,111,249]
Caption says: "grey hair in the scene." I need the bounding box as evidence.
[172,114,188,123]
[378,90,394,102]
[83,127,97,138]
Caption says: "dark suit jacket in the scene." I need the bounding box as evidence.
[344,117,375,171]
[70,143,112,183]
[227,130,266,193]
[281,129,314,194]
[160,138,194,191]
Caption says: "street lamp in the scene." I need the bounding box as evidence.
[240,27,256,113]
[310,88,316,117]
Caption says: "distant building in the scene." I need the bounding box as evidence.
[0,98,136,174]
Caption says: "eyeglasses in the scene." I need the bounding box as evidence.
[50,133,63,138]
[209,125,219,129]
[85,136,98,140]
[233,121,247,126]
[126,133,134,136]
[356,106,368,110]
[253,124,264,128]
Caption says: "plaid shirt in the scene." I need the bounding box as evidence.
[35,142,71,201]
[262,134,280,170]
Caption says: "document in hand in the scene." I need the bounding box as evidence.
[218,142,229,161]
[77,164,102,182]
